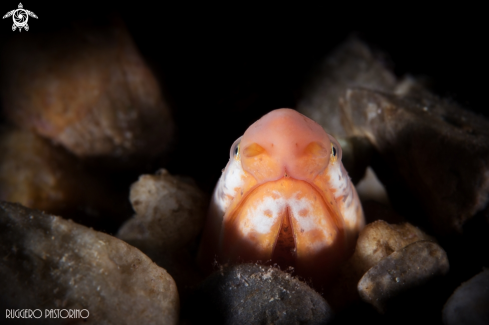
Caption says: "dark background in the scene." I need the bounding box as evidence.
[0,2,486,192]
[0,4,486,322]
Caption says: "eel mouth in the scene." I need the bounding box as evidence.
[270,206,296,269]
[221,177,345,274]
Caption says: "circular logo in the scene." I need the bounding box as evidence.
[13,9,28,28]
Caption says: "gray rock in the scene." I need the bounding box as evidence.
[358,240,449,314]
[341,88,489,236]
[442,269,489,325]
[297,39,392,184]
[0,202,179,325]
[117,169,207,295]
[191,263,333,325]
[297,38,397,137]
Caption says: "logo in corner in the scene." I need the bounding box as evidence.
[3,3,37,32]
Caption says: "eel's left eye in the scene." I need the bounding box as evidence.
[330,142,338,164]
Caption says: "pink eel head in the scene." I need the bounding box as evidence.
[240,108,334,183]
[199,109,364,289]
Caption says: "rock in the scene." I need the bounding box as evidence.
[341,88,489,236]
[325,220,432,310]
[443,269,489,325]
[353,220,433,272]
[118,169,207,251]
[358,241,449,314]
[0,18,174,165]
[189,263,334,325]
[117,169,208,295]
[0,202,179,325]
[393,75,435,98]
[297,38,397,137]
[0,127,130,231]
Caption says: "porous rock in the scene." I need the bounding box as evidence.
[117,169,207,294]
[325,220,432,310]
[358,241,449,314]
[297,38,397,137]
[0,202,179,325]
[442,269,489,325]
[0,128,129,230]
[191,263,334,325]
[0,18,174,164]
[353,220,433,272]
[341,88,489,236]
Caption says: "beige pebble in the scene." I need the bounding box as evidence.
[118,169,207,297]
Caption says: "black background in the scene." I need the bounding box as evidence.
[0,2,486,191]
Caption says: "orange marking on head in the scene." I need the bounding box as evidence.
[240,109,332,183]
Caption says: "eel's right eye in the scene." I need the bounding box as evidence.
[229,137,242,160]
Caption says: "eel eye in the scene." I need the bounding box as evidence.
[230,137,242,160]
[330,142,338,164]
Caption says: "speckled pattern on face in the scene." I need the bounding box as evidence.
[198,108,365,287]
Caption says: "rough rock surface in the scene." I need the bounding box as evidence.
[0,128,129,230]
[326,220,432,310]
[190,263,334,325]
[352,221,433,272]
[0,18,174,163]
[358,241,449,313]
[0,202,179,325]
[118,169,207,251]
[297,38,397,137]
[341,88,489,236]
[443,269,489,325]
[117,169,207,295]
